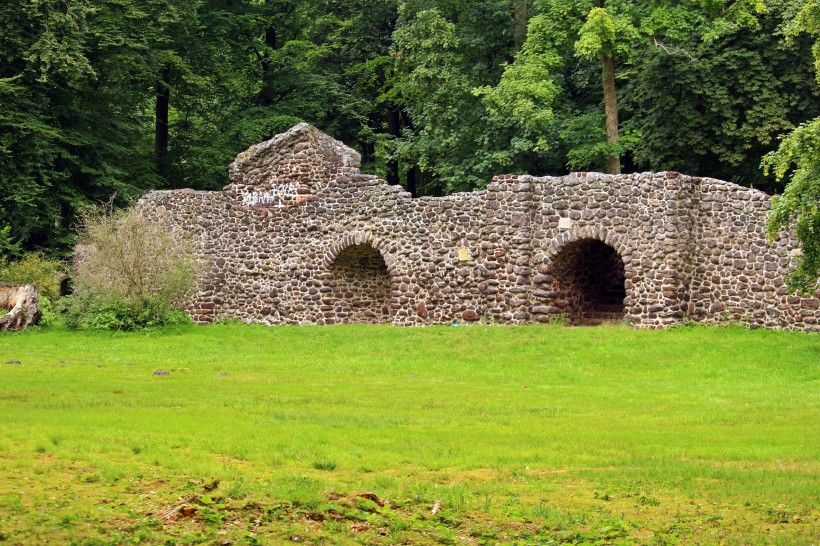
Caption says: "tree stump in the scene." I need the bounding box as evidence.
[0,284,41,331]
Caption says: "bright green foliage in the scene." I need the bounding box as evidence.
[392,4,513,192]
[0,227,19,258]
[792,1,820,77]
[765,119,820,293]
[62,297,192,331]
[561,112,641,170]
[522,0,774,173]
[763,0,820,292]
[392,7,467,187]
[35,295,56,327]
[475,16,561,154]
[0,253,64,300]
[15,0,96,81]
[575,6,638,60]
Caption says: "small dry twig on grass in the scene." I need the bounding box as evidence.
[356,492,386,507]
[159,503,198,522]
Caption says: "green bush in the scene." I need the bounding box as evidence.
[68,206,199,331]
[62,294,192,332]
[0,252,64,300]
[59,296,82,330]
[37,296,56,327]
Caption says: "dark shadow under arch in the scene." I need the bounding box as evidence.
[550,238,626,324]
[324,243,393,324]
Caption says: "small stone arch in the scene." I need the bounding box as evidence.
[322,232,397,324]
[545,227,634,324]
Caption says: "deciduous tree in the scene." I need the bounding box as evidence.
[764,0,820,293]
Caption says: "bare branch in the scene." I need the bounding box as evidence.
[717,0,743,20]
[651,37,695,61]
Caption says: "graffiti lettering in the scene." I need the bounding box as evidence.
[242,182,299,207]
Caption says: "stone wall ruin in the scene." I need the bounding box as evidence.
[137,123,820,331]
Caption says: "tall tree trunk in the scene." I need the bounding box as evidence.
[386,106,401,186]
[155,65,170,178]
[514,0,528,50]
[601,51,620,174]
[361,138,374,165]
[263,26,277,70]
[257,26,277,106]
[406,165,418,197]
[399,109,419,196]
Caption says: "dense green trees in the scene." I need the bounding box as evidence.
[0,0,818,282]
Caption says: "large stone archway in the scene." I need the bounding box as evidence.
[322,236,396,324]
[550,239,626,324]
[545,227,633,325]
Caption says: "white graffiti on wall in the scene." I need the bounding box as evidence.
[242,182,299,207]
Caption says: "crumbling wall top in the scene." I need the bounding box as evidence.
[223,123,361,210]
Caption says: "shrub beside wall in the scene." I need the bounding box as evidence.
[68,207,199,331]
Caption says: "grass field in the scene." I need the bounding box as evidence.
[0,323,818,545]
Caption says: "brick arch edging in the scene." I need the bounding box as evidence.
[323,231,402,324]
[324,231,399,277]
[544,226,637,320]
[545,226,631,262]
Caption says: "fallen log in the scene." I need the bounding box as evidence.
[0,284,41,331]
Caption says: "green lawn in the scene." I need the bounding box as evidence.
[0,323,817,544]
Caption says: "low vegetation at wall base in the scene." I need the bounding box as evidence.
[67,207,198,331]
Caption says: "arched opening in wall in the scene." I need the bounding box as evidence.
[325,243,393,324]
[551,239,626,325]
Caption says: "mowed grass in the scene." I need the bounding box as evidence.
[0,323,817,545]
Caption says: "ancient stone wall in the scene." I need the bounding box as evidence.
[137,123,820,331]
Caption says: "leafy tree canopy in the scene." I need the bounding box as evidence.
[764,0,820,293]
[0,0,816,278]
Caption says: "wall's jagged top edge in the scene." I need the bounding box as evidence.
[697,176,771,200]
[226,122,360,189]
[226,122,357,174]
[139,123,773,208]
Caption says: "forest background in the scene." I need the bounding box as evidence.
[1,0,818,267]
